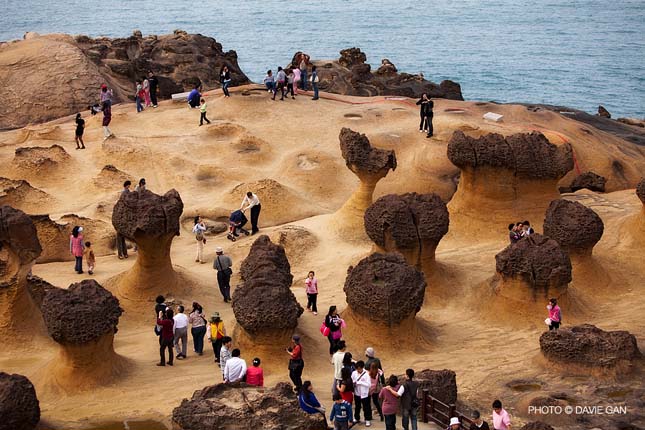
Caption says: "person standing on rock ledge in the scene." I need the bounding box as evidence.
[214,247,233,302]
[240,191,261,235]
[311,65,319,100]
[416,93,430,133]
[74,113,85,149]
[220,65,232,97]
[147,71,159,107]
[424,97,434,139]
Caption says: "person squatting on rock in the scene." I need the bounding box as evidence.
[188,302,207,355]
[157,308,175,366]
[240,191,261,235]
[206,313,226,362]
[224,348,247,383]
[193,216,207,263]
[299,381,329,425]
[75,113,85,149]
[546,298,561,331]
[198,98,211,126]
[305,270,319,315]
[287,335,304,392]
[69,225,84,274]
[173,305,189,359]
[214,247,233,302]
[264,70,276,92]
[187,84,201,108]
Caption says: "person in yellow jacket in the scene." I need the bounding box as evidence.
[206,312,226,363]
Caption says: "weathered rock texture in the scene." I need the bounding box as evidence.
[519,423,555,430]
[559,171,607,194]
[334,128,397,237]
[93,165,133,190]
[539,324,641,371]
[12,145,70,175]
[344,253,426,326]
[111,189,183,299]
[0,31,249,130]
[364,193,449,268]
[172,382,326,430]
[298,48,463,99]
[397,369,457,405]
[543,199,604,256]
[447,131,573,236]
[637,178,645,205]
[0,177,54,214]
[0,372,40,430]
[233,236,302,341]
[0,205,45,343]
[494,234,572,301]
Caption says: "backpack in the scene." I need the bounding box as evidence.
[195,230,204,241]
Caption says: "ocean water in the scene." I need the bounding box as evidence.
[1,0,643,117]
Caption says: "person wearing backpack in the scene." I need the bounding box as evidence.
[400,368,420,430]
[193,216,207,263]
[206,314,227,363]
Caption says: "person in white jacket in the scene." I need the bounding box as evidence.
[224,348,247,383]
[351,360,373,426]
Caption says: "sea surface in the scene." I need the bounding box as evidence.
[1,0,644,117]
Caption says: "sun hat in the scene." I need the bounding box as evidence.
[216,246,223,253]
[449,417,460,426]
[211,312,220,320]
[365,347,375,358]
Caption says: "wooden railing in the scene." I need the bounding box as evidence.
[419,389,474,429]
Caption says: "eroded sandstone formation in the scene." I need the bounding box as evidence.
[13,144,70,175]
[111,189,183,299]
[539,324,641,371]
[296,48,463,99]
[0,177,54,213]
[494,234,572,301]
[559,171,607,193]
[447,131,573,235]
[344,253,426,326]
[543,199,604,256]
[397,369,457,405]
[239,234,293,286]
[0,372,40,430]
[364,193,449,269]
[172,382,326,430]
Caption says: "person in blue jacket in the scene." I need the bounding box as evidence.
[187,84,202,108]
[330,392,354,430]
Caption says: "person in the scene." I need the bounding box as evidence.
[469,410,490,430]
[299,381,328,425]
[220,65,232,97]
[299,55,308,91]
[143,76,151,107]
[522,220,534,236]
[84,241,95,275]
[546,298,561,330]
[325,306,343,355]
[173,305,189,359]
[214,247,233,302]
[288,68,297,98]
[206,313,226,362]
[424,97,434,138]
[508,223,521,244]
[379,375,402,430]
[135,81,145,112]
[337,367,354,409]
[492,399,512,430]
[246,357,264,387]
[352,360,372,426]
[154,295,167,316]
[188,84,202,108]
[364,348,384,383]
[116,181,131,259]
[448,417,461,430]
[368,362,384,421]
[100,84,113,107]
[331,340,347,394]
[342,352,356,374]
[287,335,304,392]
[293,66,301,95]
[240,191,261,235]
[74,113,85,149]
[135,178,146,192]
[416,94,430,133]
[227,209,249,240]
[102,99,114,140]
[69,226,84,274]
[223,348,247,382]
[188,302,206,355]
[157,308,175,366]
[401,369,420,430]
[330,392,353,430]
[147,71,159,107]
[305,271,319,315]
[219,336,233,378]
[193,216,207,263]
[311,65,319,100]
[272,67,286,101]
[263,70,276,92]
[198,98,211,126]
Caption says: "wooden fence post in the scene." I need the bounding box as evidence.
[421,389,428,423]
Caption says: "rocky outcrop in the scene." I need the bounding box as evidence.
[539,324,641,371]
[399,369,457,405]
[344,253,426,326]
[558,171,607,193]
[172,382,326,430]
[299,48,463,99]
[12,145,70,175]
[637,178,645,204]
[494,234,572,301]
[333,128,396,238]
[447,131,573,236]
[0,373,40,430]
[0,177,54,214]
[364,193,449,269]
[0,31,249,130]
[111,189,183,299]
[597,105,611,118]
[93,165,133,190]
[239,234,293,286]
[543,199,604,256]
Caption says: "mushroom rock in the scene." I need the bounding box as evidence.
[376,58,398,76]
[239,234,293,287]
[111,189,183,299]
[539,324,641,375]
[172,382,326,430]
[288,51,311,68]
[447,130,573,236]
[543,199,604,257]
[559,171,607,194]
[0,373,40,430]
[396,369,457,405]
[40,279,127,390]
[519,423,555,430]
[333,128,396,238]
[364,193,449,269]
[0,205,46,343]
[494,234,572,302]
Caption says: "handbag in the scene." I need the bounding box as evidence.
[545,318,552,326]
[288,358,304,371]
[320,321,331,337]
[217,256,233,276]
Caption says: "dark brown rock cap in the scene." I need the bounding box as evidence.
[112,189,183,240]
[495,233,572,289]
[364,193,449,249]
[539,324,642,368]
[0,372,40,430]
[239,235,293,286]
[344,252,426,325]
[637,177,645,204]
[448,131,573,179]
[543,199,604,251]
[339,128,397,176]
[559,171,607,193]
[398,369,457,405]
[41,280,122,344]
[0,205,42,265]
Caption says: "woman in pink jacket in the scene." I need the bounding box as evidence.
[293,67,301,95]
[305,271,318,315]
[69,226,85,274]
[547,298,561,330]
